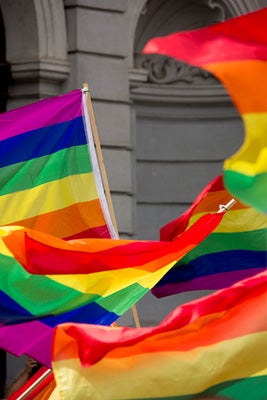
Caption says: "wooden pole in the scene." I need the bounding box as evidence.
[82,83,141,328]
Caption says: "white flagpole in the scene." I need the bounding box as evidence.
[82,83,141,328]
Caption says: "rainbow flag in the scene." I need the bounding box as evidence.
[0,89,116,240]
[0,210,222,367]
[51,271,267,400]
[153,175,267,298]
[143,8,267,214]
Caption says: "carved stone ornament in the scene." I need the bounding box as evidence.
[135,54,218,85]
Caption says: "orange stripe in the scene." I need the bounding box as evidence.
[193,189,246,214]
[53,324,81,361]
[204,60,267,113]
[9,199,107,239]
[104,289,267,359]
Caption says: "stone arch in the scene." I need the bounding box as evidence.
[128,0,228,105]
[126,0,147,67]
[218,0,261,16]
[0,0,69,108]
[133,0,224,58]
[126,0,262,68]
[128,0,263,93]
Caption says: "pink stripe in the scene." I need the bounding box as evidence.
[0,321,53,367]
[0,90,82,141]
[153,268,265,297]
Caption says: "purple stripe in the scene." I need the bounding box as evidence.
[0,90,82,141]
[152,267,265,297]
[0,320,53,367]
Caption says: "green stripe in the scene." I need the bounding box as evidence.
[0,253,148,318]
[0,144,92,195]
[0,253,98,315]
[178,229,267,263]
[96,282,147,315]
[224,170,267,213]
[126,375,267,399]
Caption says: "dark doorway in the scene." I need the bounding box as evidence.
[0,8,11,113]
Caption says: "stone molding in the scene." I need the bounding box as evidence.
[130,54,228,107]
[134,54,217,86]
[64,0,127,12]
[10,60,69,82]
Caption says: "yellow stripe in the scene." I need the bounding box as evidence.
[52,332,267,399]
[0,173,98,225]
[0,238,14,257]
[48,386,60,400]
[48,261,177,296]
[0,226,23,257]
[224,112,267,176]
[188,208,267,233]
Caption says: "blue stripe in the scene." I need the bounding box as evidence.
[0,290,33,325]
[155,250,267,287]
[0,288,119,327]
[0,291,118,328]
[42,303,118,327]
[0,116,87,168]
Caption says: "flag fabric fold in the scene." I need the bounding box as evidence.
[0,89,117,240]
[51,270,267,400]
[153,175,267,298]
[0,210,223,366]
[143,7,267,213]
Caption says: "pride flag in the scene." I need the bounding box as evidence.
[143,7,267,214]
[153,175,267,298]
[0,209,222,367]
[51,271,267,400]
[0,89,116,240]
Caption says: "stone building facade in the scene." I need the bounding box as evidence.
[0,0,266,391]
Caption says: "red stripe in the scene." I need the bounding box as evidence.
[64,225,112,240]
[160,175,223,241]
[3,213,223,275]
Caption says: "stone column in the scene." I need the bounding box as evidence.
[64,0,134,237]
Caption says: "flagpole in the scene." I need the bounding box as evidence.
[82,83,141,328]
[82,83,118,233]
[8,367,53,400]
